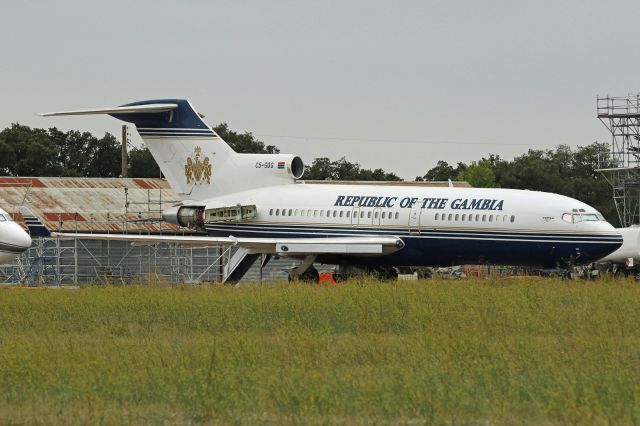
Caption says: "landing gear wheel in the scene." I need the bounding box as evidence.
[299,266,320,283]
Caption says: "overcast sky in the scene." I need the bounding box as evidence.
[1,0,639,180]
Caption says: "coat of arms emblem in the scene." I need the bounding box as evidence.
[185,146,212,184]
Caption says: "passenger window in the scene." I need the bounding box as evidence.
[301,210,305,217]
[489,215,493,222]
[435,213,439,220]
[346,211,350,218]
[510,215,515,223]
[288,209,292,216]
[455,214,459,221]
[395,212,399,220]
[503,215,508,222]
[482,215,486,222]
[320,210,324,217]
[374,212,379,219]
[382,212,386,219]
[448,214,452,221]
[367,211,372,219]
[295,209,299,216]
[462,214,466,221]
[339,211,343,218]
[327,210,331,217]
[269,209,273,216]
[275,209,280,216]
[360,211,365,218]
[475,214,480,221]
[314,210,318,217]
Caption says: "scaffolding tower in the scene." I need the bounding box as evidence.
[596,93,640,227]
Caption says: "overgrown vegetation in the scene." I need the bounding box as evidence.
[0,279,638,424]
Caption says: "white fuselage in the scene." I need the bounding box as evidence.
[196,184,621,267]
[0,207,32,265]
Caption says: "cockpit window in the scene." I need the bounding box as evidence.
[563,211,604,223]
[0,215,5,222]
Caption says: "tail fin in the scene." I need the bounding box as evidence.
[19,207,51,237]
[41,99,302,201]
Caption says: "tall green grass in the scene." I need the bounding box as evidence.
[0,278,639,424]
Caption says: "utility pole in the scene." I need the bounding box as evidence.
[121,125,128,178]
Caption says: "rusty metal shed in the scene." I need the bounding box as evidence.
[0,177,186,233]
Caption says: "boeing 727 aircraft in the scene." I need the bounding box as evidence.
[41,99,623,281]
[0,207,32,265]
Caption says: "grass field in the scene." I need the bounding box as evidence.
[0,278,639,424]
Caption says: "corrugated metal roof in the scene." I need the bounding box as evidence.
[0,177,188,233]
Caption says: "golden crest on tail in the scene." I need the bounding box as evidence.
[185,146,212,184]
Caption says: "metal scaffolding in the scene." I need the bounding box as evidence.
[0,184,231,286]
[596,94,640,227]
[0,218,232,286]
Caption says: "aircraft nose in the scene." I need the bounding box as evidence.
[11,224,32,251]
[581,232,623,263]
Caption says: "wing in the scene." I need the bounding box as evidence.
[50,232,405,256]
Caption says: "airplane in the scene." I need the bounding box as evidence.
[40,99,623,282]
[599,226,640,273]
[0,206,32,265]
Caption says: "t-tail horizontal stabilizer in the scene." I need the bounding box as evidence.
[39,103,178,117]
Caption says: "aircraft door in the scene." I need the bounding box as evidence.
[409,208,421,235]
[373,208,381,226]
[351,207,361,225]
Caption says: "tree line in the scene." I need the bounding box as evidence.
[0,123,618,225]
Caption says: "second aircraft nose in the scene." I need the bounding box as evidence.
[10,223,32,251]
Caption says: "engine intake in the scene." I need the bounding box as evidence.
[289,156,304,179]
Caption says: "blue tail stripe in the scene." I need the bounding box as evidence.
[110,99,211,131]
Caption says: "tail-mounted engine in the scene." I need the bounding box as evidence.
[244,154,305,180]
[162,205,205,229]
[162,204,258,229]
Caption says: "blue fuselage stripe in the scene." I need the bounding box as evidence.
[203,221,622,243]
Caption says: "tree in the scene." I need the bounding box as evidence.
[128,146,161,178]
[304,157,332,180]
[417,161,454,181]
[304,156,401,181]
[88,133,122,178]
[213,123,279,154]
[456,160,498,188]
[0,124,61,176]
